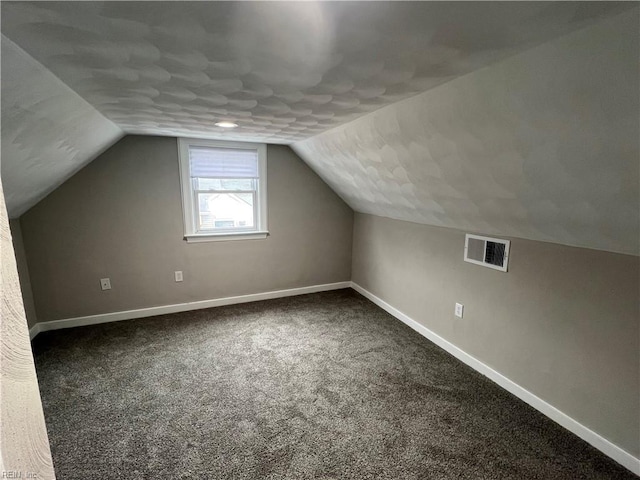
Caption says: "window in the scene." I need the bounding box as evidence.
[178,138,268,242]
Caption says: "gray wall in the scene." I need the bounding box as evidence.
[8,219,37,327]
[352,213,639,458]
[20,136,353,321]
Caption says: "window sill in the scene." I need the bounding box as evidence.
[184,231,269,243]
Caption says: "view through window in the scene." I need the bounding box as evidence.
[178,139,267,241]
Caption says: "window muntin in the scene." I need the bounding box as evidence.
[178,138,267,241]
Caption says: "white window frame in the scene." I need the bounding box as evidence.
[177,138,268,243]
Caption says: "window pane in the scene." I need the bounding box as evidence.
[195,178,255,191]
[197,192,254,231]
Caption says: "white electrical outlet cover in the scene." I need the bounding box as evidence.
[455,303,464,318]
[100,278,111,290]
[175,271,183,282]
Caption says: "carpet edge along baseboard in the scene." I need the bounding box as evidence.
[350,282,640,477]
[29,281,352,339]
[28,280,640,476]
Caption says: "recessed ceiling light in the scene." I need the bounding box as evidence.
[215,121,238,128]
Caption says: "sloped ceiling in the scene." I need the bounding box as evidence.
[1,1,629,145]
[0,2,637,253]
[293,9,640,255]
[1,36,123,217]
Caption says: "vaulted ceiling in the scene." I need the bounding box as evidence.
[1,2,638,253]
[293,10,639,255]
[1,36,123,217]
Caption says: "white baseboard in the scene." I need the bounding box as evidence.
[27,279,639,474]
[28,322,41,340]
[29,281,351,340]
[350,282,640,476]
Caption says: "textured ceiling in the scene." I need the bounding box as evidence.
[0,1,637,252]
[1,1,631,144]
[1,36,123,217]
[293,10,639,255]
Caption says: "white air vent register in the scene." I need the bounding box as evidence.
[464,234,510,272]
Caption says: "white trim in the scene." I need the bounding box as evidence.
[27,279,639,474]
[30,281,351,338]
[350,282,640,476]
[177,137,195,233]
[28,323,41,341]
[177,137,268,240]
[185,231,269,243]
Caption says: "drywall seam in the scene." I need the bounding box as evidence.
[28,281,351,339]
[350,282,640,475]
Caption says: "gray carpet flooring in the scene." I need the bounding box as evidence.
[32,289,634,479]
